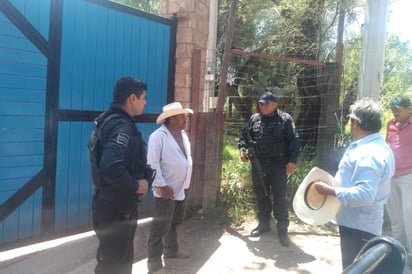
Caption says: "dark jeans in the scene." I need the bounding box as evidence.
[251,159,289,232]
[339,225,376,270]
[147,198,186,272]
[92,195,138,274]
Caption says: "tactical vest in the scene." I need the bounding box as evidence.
[88,112,122,191]
[250,113,286,160]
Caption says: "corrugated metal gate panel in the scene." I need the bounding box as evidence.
[1,189,42,242]
[8,0,50,39]
[0,0,175,246]
[55,122,94,231]
[59,0,171,113]
[54,121,160,232]
[54,0,172,232]
[0,0,48,243]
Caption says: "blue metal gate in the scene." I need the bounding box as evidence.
[0,0,176,246]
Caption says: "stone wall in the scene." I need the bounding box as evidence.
[160,0,209,110]
[160,0,218,210]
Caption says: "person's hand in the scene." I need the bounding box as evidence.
[157,186,174,200]
[240,151,249,162]
[313,181,336,197]
[286,162,296,174]
[136,179,148,195]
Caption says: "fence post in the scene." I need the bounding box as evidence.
[316,62,340,174]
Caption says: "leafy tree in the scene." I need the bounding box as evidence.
[218,0,362,149]
[340,33,362,125]
[217,0,287,122]
[113,0,160,14]
[340,33,412,124]
[381,35,412,105]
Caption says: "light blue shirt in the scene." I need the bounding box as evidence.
[334,133,395,235]
[147,124,192,201]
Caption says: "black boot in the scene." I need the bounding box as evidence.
[278,231,289,247]
[250,223,270,237]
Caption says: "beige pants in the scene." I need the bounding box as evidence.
[387,173,412,260]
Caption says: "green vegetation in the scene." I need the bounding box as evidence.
[220,139,255,224]
[286,147,317,207]
[114,0,160,14]
[220,134,318,224]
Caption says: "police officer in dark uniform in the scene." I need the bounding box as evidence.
[88,77,152,274]
[238,91,300,247]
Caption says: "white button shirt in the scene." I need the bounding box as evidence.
[147,124,192,201]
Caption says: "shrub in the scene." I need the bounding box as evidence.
[286,147,317,208]
[220,143,256,224]
[220,138,320,224]
[220,116,351,232]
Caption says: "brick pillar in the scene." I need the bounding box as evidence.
[160,0,213,210]
[160,0,209,109]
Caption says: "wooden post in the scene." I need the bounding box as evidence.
[317,63,340,174]
[202,0,238,209]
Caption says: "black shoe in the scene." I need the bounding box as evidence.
[250,225,270,237]
[278,231,289,247]
[163,251,190,259]
[148,268,166,274]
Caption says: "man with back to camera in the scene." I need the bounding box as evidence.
[88,77,153,274]
[386,95,412,271]
[314,97,395,269]
[238,91,300,247]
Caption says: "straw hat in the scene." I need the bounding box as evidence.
[156,102,193,124]
[292,167,340,225]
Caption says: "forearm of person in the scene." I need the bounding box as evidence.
[336,165,381,207]
[100,148,138,194]
[101,170,138,195]
[335,184,377,207]
[285,125,300,163]
[147,133,166,187]
[314,182,337,197]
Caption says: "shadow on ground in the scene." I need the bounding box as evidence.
[0,209,342,274]
[133,209,342,274]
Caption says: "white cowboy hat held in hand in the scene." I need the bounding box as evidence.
[292,167,341,225]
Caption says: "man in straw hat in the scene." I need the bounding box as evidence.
[386,95,412,271]
[146,102,193,273]
[313,97,395,270]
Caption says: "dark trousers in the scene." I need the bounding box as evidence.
[251,159,289,232]
[92,196,138,274]
[339,225,376,270]
[147,198,186,272]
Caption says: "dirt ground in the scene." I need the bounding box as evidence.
[132,209,342,274]
[0,209,342,274]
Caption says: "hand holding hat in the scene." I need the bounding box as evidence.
[292,167,340,225]
[313,181,336,197]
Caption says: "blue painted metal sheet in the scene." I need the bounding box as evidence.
[0,187,42,243]
[59,0,170,113]
[53,0,173,233]
[0,1,48,243]
[55,122,94,231]
[54,121,160,231]
[7,0,50,39]
[0,0,174,245]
